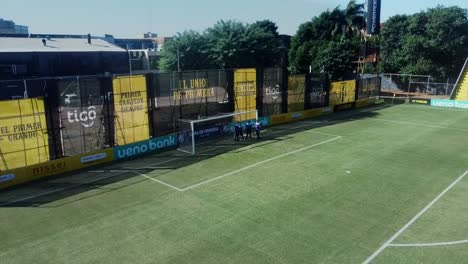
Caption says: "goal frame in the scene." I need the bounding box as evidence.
[178,110,259,155]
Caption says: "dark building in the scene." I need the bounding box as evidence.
[0,18,28,34]
[0,37,129,79]
[114,38,156,50]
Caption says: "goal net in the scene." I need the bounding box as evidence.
[178,110,259,155]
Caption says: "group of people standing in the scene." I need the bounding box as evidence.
[234,120,262,141]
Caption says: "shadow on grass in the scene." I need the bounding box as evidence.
[0,103,393,208]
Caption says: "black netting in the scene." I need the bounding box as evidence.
[0,79,48,100]
[306,74,329,108]
[262,68,285,116]
[151,70,231,136]
[358,77,381,99]
[287,75,306,112]
[57,78,107,156]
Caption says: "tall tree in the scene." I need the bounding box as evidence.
[158,31,213,72]
[289,1,364,80]
[381,6,468,80]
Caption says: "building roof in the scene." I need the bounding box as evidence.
[0,37,126,52]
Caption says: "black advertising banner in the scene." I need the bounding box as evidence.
[367,0,381,35]
[152,70,230,136]
[58,78,106,156]
[409,98,431,105]
[263,68,284,116]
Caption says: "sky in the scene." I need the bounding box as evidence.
[2,0,467,38]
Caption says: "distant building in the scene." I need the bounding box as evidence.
[0,18,28,34]
[0,37,129,79]
[139,32,158,39]
[155,37,173,52]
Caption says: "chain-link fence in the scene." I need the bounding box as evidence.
[380,73,454,99]
[151,70,231,136]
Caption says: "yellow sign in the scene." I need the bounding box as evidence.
[329,80,356,106]
[355,99,371,108]
[288,75,305,112]
[270,108,329,125]
[113,75,150,145]
[0,149,114,189]
[0,98,49,171]
[234,69,257,121]
[172,78,216,101]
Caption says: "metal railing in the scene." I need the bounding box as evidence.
[450,57,468,99]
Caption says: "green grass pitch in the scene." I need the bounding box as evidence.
[1,103,468,264]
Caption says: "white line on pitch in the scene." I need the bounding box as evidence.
[180,136,342,192]
[306,130,342,137]
[389,239,468,248]
[0,171,131,207]
[368,118,468,132]
[362,170,468,264]
[134,172,183,192]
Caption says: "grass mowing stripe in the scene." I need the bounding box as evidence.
[362,170,468,264]
[0,171,132,207]
[365,118,468,132]
[180,136,342,192]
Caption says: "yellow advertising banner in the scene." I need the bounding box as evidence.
[270,107,332,125]
[0,148,114,189]
[355,99,370,108]
[329,80,356,106]
[0,98,49,171]
[288,75,306,112]
[113,75,150,145]
[234,69,257,121]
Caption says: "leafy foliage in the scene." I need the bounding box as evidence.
[159,20,284,72]
[288,0,365,80]
[381,6,468,81]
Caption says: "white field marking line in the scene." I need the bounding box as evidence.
[134,171,183,192]
[306,130,342,137]
[0,171,131,207]
[389,239,468,248]
[362,170,468,264]
[365,118,468,133]
[180,136,342,192]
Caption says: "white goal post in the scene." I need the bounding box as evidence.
[178,110,259,155]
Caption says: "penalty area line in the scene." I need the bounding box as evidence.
[133,171,183,192]
[180,136,342,192]
[389,239,468,248]
[362,169,468,264]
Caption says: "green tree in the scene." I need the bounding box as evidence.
[381,6,468,80]
[289,0,364,80]
[205,20,283,69]
[158,30,213,72]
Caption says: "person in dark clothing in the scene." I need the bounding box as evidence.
[255,121,262,140]
[245,120,253,139]
[234,123,240,141]
[238,122,245,140]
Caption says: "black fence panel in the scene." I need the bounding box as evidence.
[357,77,381,100]
[306,73,329,109]
[151,70,231,136]
[56,77,109,156]
[262,67,286,116]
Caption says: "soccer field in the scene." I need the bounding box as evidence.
[1,103,468,264]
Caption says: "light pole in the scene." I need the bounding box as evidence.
[177,46,180,72]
